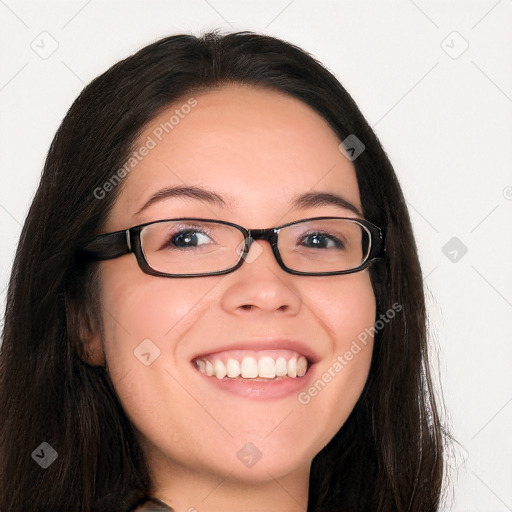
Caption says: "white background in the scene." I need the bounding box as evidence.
[1,1,511,510]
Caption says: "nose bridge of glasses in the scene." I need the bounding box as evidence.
[244,227,279,252]
[246,228,276,244]
[240,227,279,262]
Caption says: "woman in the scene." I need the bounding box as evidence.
[0,31,445,511]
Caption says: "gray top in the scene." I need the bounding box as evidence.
[130,496,174,511]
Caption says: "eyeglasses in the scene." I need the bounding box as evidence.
[79,216,385,278]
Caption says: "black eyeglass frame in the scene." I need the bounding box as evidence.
[79,216,385,278]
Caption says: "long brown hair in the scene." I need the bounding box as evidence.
[0,30,445,511]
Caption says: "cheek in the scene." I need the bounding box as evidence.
[97,259,219,374]
[96,263,222,456]
[307,271,376,345]
[296,272,375,448]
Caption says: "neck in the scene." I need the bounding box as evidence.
[148,460,311,512]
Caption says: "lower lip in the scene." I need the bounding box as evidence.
[192,363,316,399]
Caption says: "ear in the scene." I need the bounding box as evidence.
[78,323,106,367]
[65,292,106,367]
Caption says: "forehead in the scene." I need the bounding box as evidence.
[108,84,361,228]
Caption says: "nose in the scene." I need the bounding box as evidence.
[220,238,302,315]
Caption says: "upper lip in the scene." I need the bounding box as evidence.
[191,338,321,364]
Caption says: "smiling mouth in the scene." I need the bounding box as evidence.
[192,349,311,380]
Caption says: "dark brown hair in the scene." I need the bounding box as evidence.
[0,30,445,511]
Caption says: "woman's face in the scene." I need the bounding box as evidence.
[93,84,375,489]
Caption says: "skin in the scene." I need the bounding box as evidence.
[85,84,376,512]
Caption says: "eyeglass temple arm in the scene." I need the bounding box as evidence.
[79,230,131,260]
[371,228,385,259]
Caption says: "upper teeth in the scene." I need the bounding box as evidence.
[195,355,308,380]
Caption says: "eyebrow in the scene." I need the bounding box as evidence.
[291,191,362,216]
[134,185,229,217]
[133,185,362,218]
